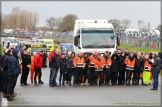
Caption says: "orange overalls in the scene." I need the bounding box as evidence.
[30,56,35,83]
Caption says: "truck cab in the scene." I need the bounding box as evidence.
[73,20,120,56]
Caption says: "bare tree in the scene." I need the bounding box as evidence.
[138,20,145,31]
[156,24,162,31]
[32,12,39,30]
[58,14,78,32]
[55,17,63,28]
[11,7,20,28]
[46,17,57,30]
[108,19,122,29]
[122,19,131,29]
[147,22,151,30]
[18,10,26,29]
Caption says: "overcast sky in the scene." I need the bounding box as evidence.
[1,1,161,29]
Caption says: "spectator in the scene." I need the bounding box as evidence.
[110,54,119,85]
[68,52,75,86]
[118,52,126,85]
[132,52,144,85]
[59,53,68,86]
[34,50,44,85]
[7,49,19,101]
[49,49,60,87]
[149,52,161,90]
[20,49,31,86]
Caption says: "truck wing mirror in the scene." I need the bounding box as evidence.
[111,36,114,39]
[74,36,78,46]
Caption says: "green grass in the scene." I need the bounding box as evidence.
[0,44,4,55]
[118,45,161,53]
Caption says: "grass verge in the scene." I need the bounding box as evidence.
[118,45,161,53]
[0,44,4,55]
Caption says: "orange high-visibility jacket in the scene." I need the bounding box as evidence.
[143,60,151,71]
[89,55,97,67]
[94,60,104,68]
[101,56,112,67]
[73,56,85,67]
[124,58,135,67]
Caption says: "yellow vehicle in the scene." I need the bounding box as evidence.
[38,39,54,52]
[23,42,47,55]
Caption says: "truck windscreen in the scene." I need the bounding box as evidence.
[81,30,115,48]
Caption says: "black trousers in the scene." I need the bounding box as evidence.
[132,68,141,84]
[42,58,47,67]
[88,67,96,85]
[7,76,15,98]
[126,70,133,83]
[34,67,42,82]
[3,75,8,94]
[118,70,125,85]
[82,68,89,83]
[65,70,69,82]
[111,72,118,84]
[74,67,83,85]
[1,71,7,93]
[11,75,18,94]
[20,67,29,84]
[95,71,104,85]
[103,68,111,84]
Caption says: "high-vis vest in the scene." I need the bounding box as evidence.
[73,56,85,68]
[144,60,151,71]
[102,56,112,68]
[124,58,135,71]
[89,55,97,68]
[94,59,104,71]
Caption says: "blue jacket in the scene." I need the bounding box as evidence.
[7,49,20,76]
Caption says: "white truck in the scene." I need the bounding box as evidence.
[73,20,120,56]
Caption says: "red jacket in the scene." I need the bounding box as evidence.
[48,51,60,61]
[34,53,43,68]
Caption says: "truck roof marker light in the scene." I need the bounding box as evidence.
[95,20,97,23]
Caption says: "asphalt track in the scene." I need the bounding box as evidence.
[0,68,161,106]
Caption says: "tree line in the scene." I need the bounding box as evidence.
[0,7,161,32]
[1,7,39,31]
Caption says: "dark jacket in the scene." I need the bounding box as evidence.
[110,54,119,72]
[68,57,75,68]
[134,57,144,70]
[49,53,60,69]
[22,54,31,69]
[1,53,7,69]
[3,54,12,74]
[84,58,90,69]
[118,56,126,71]
[7,49,20,76]
[150,56,161,71]
[59,58,68,71]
